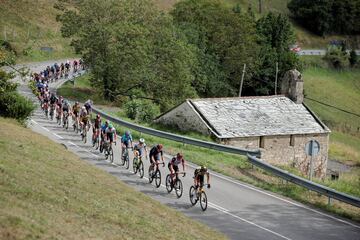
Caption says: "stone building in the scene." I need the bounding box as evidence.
[155,70,331,178]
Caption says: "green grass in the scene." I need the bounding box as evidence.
[303,66,360,165]
[0,0,77,62]
[0,117,227,240]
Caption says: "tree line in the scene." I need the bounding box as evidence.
[288,0,360,35]
[57,0,299,111]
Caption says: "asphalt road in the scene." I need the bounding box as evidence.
[14,60,360,240]
[298,49,360,56]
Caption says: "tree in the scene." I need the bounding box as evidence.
[288,0,360,35]
[57,0,198,111]
[171,0,259,97]
[349,49,358,67]
[254,13,300,95]
[324,45,349,69]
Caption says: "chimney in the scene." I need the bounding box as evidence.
[281,69,303,104]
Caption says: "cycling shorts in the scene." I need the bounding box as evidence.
[168,163,179,173]
[107,132,114,142]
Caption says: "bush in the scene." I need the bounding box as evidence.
[0,92,35,121]
[323,46,349,69]
[124,99,160,123]
[349,49,358,67]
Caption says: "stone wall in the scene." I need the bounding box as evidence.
[226,133,329,178]
[155,101,212,135]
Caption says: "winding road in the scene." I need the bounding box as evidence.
[14,60,360,240]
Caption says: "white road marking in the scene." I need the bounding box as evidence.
[31,119,38,125]
[53,133,63,139]
[41,126,50,132]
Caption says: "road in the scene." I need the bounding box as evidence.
[298,49,360,56]
[15,60,360,240]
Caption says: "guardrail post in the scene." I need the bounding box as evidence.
[328,197,332,207]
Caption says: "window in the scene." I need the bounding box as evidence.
[290,135,295,146]
[259,136,265,148]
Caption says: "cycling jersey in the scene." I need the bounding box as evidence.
[149,146,163,162]
[170,156,184,166]
[72,105,80,113]
[105,127,116,142]
[50,96,57,104]
[134,143,147,156]
[94,118,101,129]
[121,134,133,145]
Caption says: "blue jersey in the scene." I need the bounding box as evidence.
[121,134,132,143]
[101,123,107,132]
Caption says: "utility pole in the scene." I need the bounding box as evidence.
[259,0,262,14]
[275,62,278,95]
[239,63,246,97]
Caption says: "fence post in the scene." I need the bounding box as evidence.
[328,197,332,207]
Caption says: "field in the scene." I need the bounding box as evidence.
[0,0,77,62]
[0,117,227,240]
[302,64,360,165]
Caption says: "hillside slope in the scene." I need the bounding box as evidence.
[0,117,227,240]
[0,0,75,62]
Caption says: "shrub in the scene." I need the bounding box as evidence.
[124,100,141,120]
[323,46,349,69]
[124,99,160,123]
[349,49,358,67]
[0,92,35,121]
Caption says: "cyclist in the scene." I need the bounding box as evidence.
[168,153,186,183]
[79,106,89,136]
[55,96,63,122]
[193,165,210,190]
[100,120,109,152]
[149,144,165,170]
[72,101,80,128]
[105,123,117,146]
[62,100,71,127]
[121,130,133,159]
[60,63,65,78]
[133,138,148,161]
[92,114,102,144]
[84,99,92,114]
[73,60,78,73]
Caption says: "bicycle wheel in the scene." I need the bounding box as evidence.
[133,157,138,174]
[120,149,126,166]
[104,146,109,160]
[165,174,173,193]
[109,147,114,163]
[189,186,198,206]
[155,169,161,188]
[174,179,183,198]
[65,119,69,130]
[148,166,154,183]
[200,191,208,211]
[99,142,103,153]
[125,155,129,169]
[139,161,144,178]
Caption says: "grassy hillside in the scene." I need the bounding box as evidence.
[0,117,227,240]
[302,64,360,165]
[0,0,76,62]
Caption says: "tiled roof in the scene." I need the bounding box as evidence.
[190,96,329,138]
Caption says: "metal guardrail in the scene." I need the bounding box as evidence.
[92,107,261,157]
[247,154,360,208]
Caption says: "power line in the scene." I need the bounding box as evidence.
[305,97,360,118]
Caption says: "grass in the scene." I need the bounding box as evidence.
[0,117,227,240]
[302,66,360,165]
[58,72,360,221]
[0,0,77,62]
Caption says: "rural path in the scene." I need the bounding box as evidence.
[13,60,360,240]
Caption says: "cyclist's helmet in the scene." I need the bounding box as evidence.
[96,114,100,118]
[139,138,145,144]
[82,106,86,110]
[105,120,109,125]
[200,165,207,171]
[177,153,183,159]
[157,144,163,150]
[108,124,113,129]
[75,101,79,105]
[125,130,130,136]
